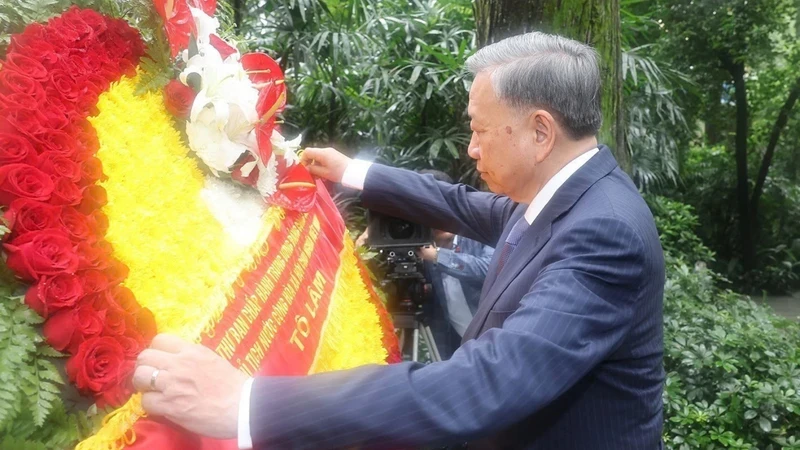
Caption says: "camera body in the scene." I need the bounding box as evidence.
[366,211,432,315]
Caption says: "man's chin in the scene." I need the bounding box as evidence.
[482,178,502,195]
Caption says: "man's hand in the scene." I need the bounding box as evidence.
[132,334,248,440]
[418,245,438,262]
[300,147,351,183]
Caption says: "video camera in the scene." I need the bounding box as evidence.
[365,210,432,315]
[365,210,443,362]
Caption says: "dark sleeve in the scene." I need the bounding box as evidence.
[249,217,647,449]
[360,164,517,246]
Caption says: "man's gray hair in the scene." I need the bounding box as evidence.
[465,32,602,139]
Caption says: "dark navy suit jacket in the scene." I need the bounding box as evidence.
[251,146,666,449]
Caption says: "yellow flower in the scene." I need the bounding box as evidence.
[90,74,245,339]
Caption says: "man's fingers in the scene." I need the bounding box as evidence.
[137,348,177,371]
[141,391,169,416]
[132,364,173,392]
[301,147,328,165]
[150,333,189,353]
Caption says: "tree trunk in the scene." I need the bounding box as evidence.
[473,0,627,171]
[750,76,800,219]
[727,60,756,271]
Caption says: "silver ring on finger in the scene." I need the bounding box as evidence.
[150,368,161,392]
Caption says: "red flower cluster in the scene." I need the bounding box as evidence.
[0,7,155,408]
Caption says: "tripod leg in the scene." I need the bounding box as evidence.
[412,328,420,362]
[422,325,442,362]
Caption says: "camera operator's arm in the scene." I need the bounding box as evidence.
[436,242,494,281]
[302,147,518,246]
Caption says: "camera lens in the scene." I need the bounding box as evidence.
[387,220,415,239]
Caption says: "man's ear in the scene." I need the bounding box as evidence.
[528,110,557,163]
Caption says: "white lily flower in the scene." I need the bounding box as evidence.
[270,130,302,166]
[186,108,254,174]
[256,153,279,197]
[190,7,220,48]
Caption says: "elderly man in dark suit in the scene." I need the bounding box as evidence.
[134,31,666,449]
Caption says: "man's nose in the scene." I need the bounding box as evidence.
[467,134,480,160]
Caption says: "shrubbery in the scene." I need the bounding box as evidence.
[653,196,800,449]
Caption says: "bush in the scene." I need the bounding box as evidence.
[663,257,800,449]
[646,195,716,264]
[652,198,800,449]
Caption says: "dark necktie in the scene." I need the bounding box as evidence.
[496,217,530,273]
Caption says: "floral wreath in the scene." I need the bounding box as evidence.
[0,2,399,449]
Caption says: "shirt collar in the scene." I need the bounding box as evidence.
[523,148,599,225]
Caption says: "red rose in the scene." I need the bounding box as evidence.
[77,269,110,293]
[59,207,94,242]
[0,92,44,111]
[70,122,100,162]
[97,293,130,336]
[27,41,60,69]
[131,306,157,343]
[0,132,38,166]
[118,59,137,79]
[65,335,134,407]
[77,8,108,36]
[44,298,106,353]
[3,198,61,237]
[89,210,109,235]
[80,157,106,186]
[85,73,110,96]
[4,229,78,281]
[77,185,107,214]
[9,23,48,53]
[3,53,48,81]
[31,129,76,157]
[47,17,80,46]
[105,258,130,285]
[0,70,45,103]
[1,108,48,138]
[163,80,196,119]
[0,164,54,205]
[97,61,122,82]
[43,96,73,131]
[24,273,84,318]
[117,335,146,359]
[62,8,95,41]
[113,285,157,345]
[75,89,101,117]
[40,153,82,182]
[75,241,111,270]
[50,178,82,206]
[50,70,82,103]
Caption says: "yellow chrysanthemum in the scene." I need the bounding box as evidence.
[89,74,249,339]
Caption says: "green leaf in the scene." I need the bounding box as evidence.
[744,410,757,420]
[758,417,772,433]
[409,65,423,84]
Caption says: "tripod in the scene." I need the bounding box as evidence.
[393,311,442,362]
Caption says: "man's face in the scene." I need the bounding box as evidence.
[466,72,539,200]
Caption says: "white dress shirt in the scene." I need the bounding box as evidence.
[237,147,599,448]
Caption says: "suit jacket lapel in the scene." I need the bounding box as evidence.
[462,146,619,342]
